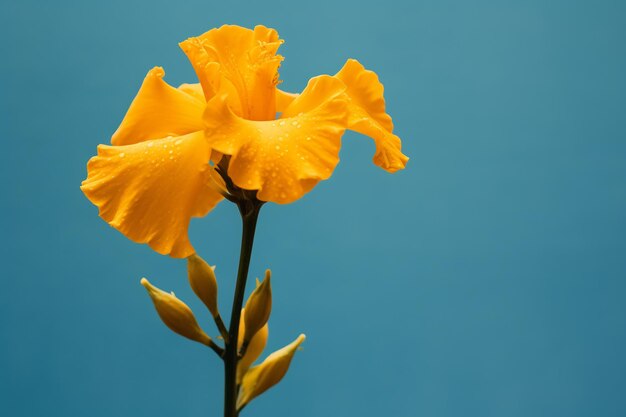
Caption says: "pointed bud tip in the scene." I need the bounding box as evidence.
[140,278,161,297]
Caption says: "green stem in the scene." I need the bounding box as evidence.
[224,201,262,417]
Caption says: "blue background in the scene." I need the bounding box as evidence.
[2,0,625,416]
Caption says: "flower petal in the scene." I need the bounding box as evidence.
[204,75,348,204]
[335,59,409,172]
[177,82,206,102]
[180,25,283,121]
[111,67,206,146]
[81,131,222,258]
[276,89,298,113]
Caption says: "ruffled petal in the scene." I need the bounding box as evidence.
[204,75,348,204]
[177,82,206,102]
[335,59,408,172]
[81,131,223,258]
[276,89,298,113]
[111,67,206,146]
[180,25,283,121]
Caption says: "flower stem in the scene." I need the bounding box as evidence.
[224,200,262,417]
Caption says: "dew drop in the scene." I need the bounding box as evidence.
[147,142,154,148]
[119,153,125,158]
[279,121,285,126]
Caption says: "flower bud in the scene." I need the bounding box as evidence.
[237,308,269,383]
[242,270,272,346]
[140,278,213,347]
[187,254,219,317]
[237,334,306,410]
[208,166,231,198]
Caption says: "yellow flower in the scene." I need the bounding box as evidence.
[81,25,408,258]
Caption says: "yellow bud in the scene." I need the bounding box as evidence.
[242,270,272,346]
[237,334,306,410]
[140,278,213,347]
[208,166,231,198]
[187,254,219,317]
[237,308,269,384]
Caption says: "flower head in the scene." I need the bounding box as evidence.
[81,25,408,257]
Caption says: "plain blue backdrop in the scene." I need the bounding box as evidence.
[2,0,625,416]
